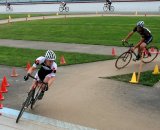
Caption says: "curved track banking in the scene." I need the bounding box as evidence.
[0,14,160,130]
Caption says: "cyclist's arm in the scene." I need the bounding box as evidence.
[27,56,44,75]
[27,66,36,75]
[124,31,134,41]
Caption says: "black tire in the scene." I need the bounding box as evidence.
[59,7,63,12]
[30,89,35,110]
[142,46,159,63]
[16,90,34,123]
[30,87,41,109]
[115,52,132,69]
[103,6,109,12]
[65,7,69,12]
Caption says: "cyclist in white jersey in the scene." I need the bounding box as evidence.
[61,1,66,8]
[24,50,57,100]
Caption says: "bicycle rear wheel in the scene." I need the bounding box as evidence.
[16,90,34,123]
[65,7,69,12]
[115,52,132,69]
[142,46,159,63]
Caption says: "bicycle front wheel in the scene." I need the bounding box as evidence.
[59,7,63,12]
[142,46,159,63]
[31,86,41,109]
[16,90,34,123]
[115,52,132,69]
[103,6,109,12]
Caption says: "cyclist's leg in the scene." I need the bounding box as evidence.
[108,2,111,10]
[140,42,147,57]
[143,36,153,55]
[134,44,141,60]
[38,74,55,100]
[28,73,40,91]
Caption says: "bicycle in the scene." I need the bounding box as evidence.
[115,41,159,69]
[16,74,48,123]
[59,5,69,12]
[6,5,13,11]
[103,3,114,12]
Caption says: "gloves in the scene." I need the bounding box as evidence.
[122,39,126,43]
[24,73,30,81]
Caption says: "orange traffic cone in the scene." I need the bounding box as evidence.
[2,76,10,87]
[10,67,19,77]
[0,80,8,93]
[26,62,31,71]
[60,55,66,65]
[0,103,3,109]
[0,91,4,100]
[112,48,116,56]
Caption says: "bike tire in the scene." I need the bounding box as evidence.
[142,46,159,63]
[31,86,42,109]
[16,90,34,123]
[103,6,109,12]
[59,7,63,12]
[115,52,132,69]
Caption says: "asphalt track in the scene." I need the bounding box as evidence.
[1,14,160,130]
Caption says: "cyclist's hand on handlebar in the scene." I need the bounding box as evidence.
[122,39,127,43]
[24,73,30,81]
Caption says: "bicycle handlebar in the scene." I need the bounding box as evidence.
[122,41,134,47]
[28,74,48,85]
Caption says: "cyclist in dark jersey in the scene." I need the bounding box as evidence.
[122,21,153,60]
[6,2,11,10]
[106,0,112,10]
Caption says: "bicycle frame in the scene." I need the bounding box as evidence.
[29,75,47,90]
[123,42,138,59]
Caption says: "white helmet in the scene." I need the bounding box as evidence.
[137,21,144,27]
[45,50,56,60]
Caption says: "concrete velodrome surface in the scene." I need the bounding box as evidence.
[1,14,160,130]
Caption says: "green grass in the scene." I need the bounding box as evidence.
[105,71,160,86]
[0,13,55,20]
[0,16,159,47]
[0,46,114,67]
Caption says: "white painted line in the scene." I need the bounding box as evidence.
[1,107,97,130]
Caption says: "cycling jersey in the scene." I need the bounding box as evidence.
[33,56,57,81]
[133,26,152,40]
[106,0,112,4]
